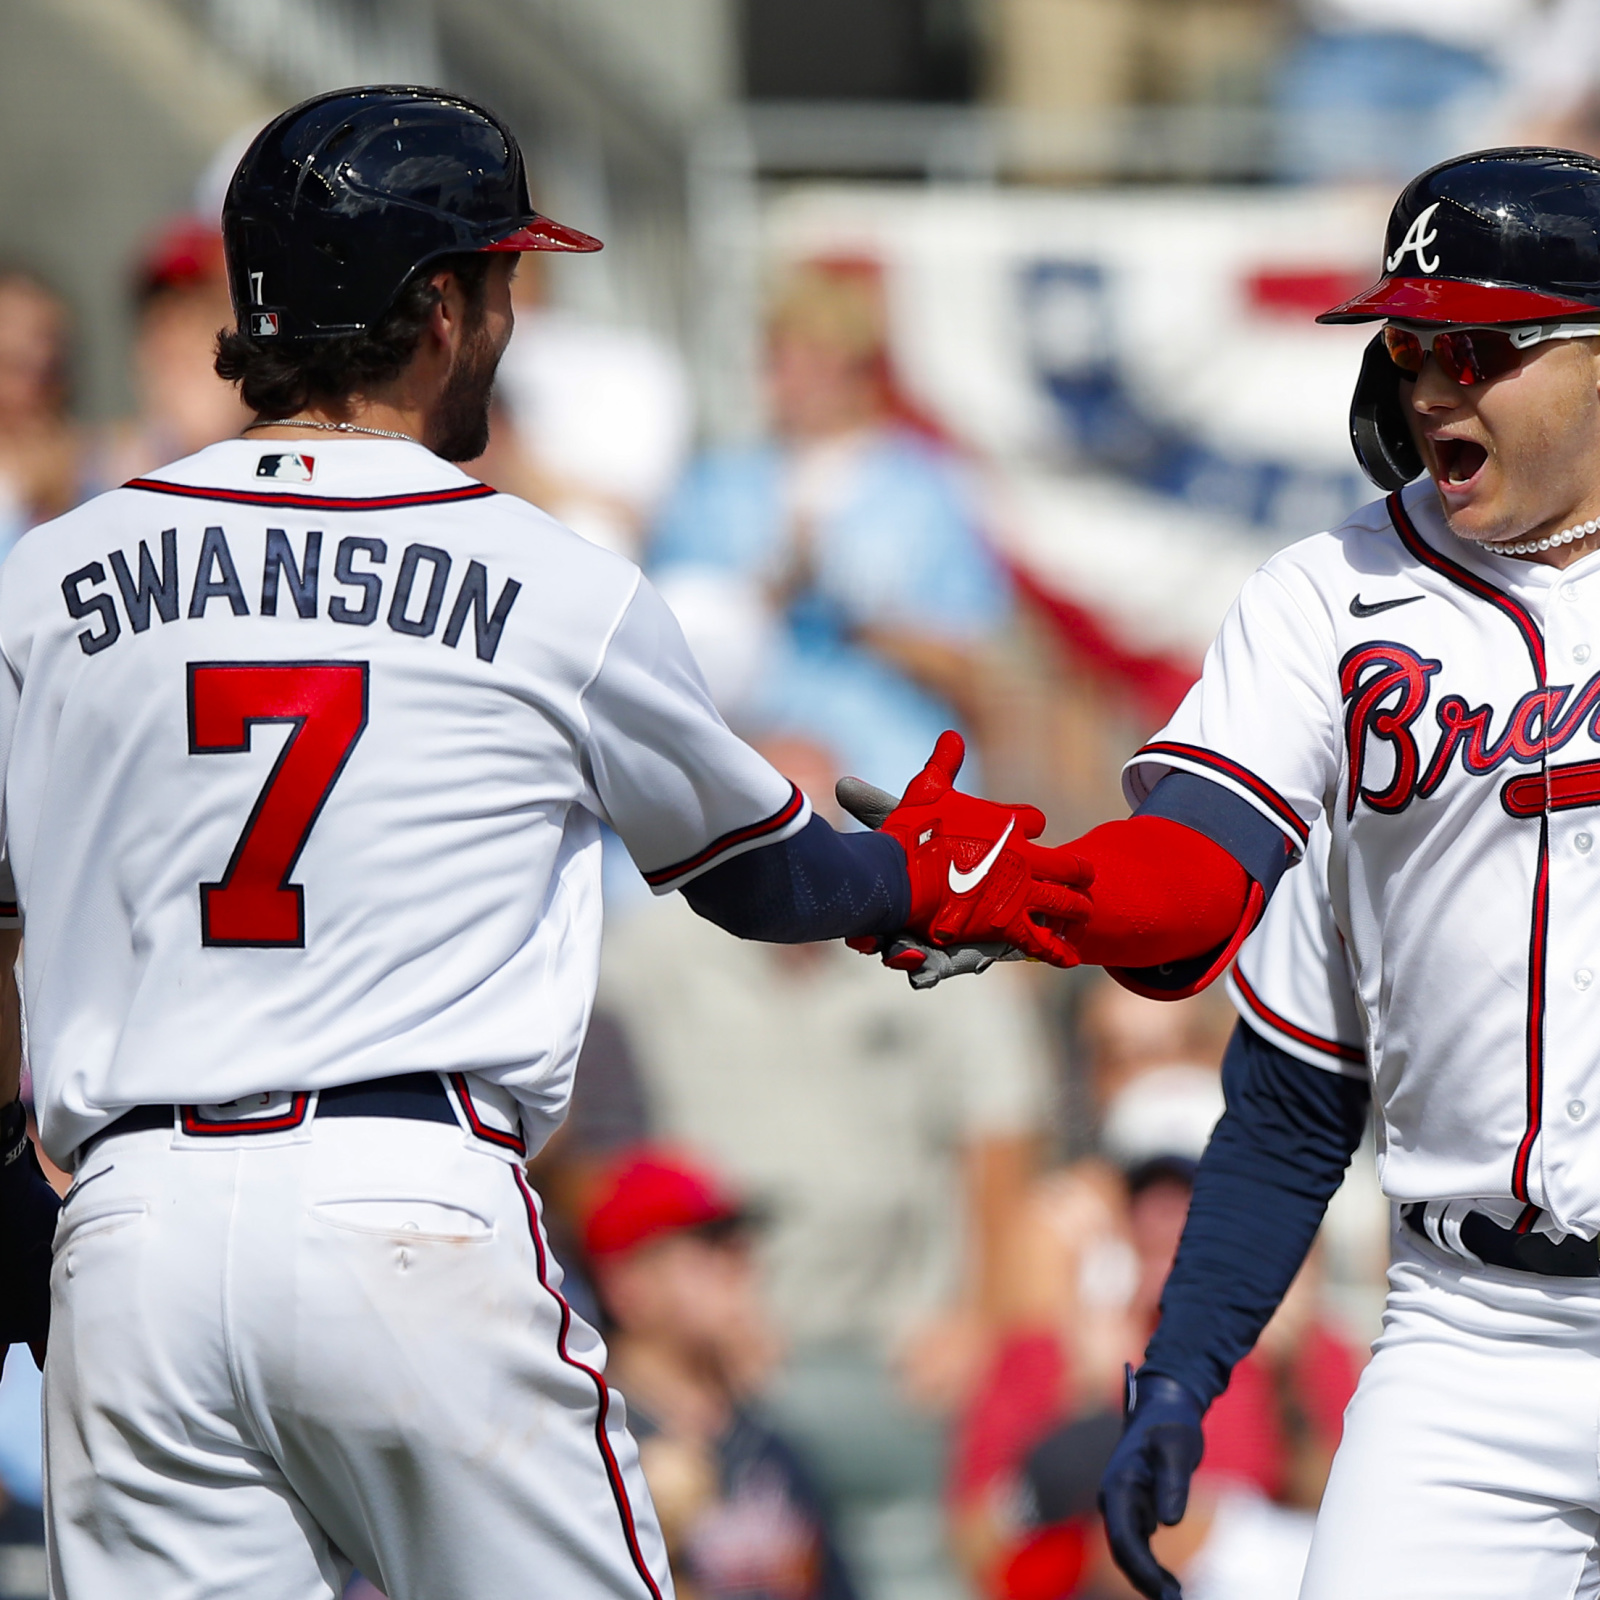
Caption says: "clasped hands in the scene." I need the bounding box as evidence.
[839,730,1092,986]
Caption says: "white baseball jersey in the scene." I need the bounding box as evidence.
[1225,818,1365,1082]
[0,438,808,1164]
[1127,477,1600,1237]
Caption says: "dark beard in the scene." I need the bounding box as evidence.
[431,322,500,461]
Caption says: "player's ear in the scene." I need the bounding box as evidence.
[425,269,467,349]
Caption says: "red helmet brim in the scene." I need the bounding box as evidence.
[487,216,603,254]
[1317,275,1596,325]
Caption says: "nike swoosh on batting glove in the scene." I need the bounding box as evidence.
[839,731,1092,966]
[1099,1367,1206,1600]
[837,775,1020,987]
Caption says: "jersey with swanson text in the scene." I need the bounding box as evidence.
[0,440,807,1162]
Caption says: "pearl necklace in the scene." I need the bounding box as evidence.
[242,418,419,444]
[1496,517,1600,556]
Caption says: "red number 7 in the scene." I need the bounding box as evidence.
[188,662,369,947]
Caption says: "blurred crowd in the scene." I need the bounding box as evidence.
[997,0,1600,182]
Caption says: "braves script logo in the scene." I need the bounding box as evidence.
[1385,202,1443,276]
[1342,641,1600,817]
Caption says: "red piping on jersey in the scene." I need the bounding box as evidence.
[641,783,806,888]
[1231,966,1365,1065]
[1513,824,1551,1204]
[1132,742,1310,846]
[512,1166,667,1600]
[178,1092,312,1137]
[123,477,497,512]
[1385,493,1550,1206]
[1387,492,1545,681]
[448,1073,526,1156]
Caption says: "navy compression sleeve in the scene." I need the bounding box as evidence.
[682,814,910,943]
[1142,1019,1370,1407]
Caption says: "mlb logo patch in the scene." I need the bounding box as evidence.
[249,311,280,337]
[256,452,316,482]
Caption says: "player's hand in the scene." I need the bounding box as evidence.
[1099,1368,1206,1600]
[0,1098,61,1376]
[837,774,1020,985]
[836,731,1092,967]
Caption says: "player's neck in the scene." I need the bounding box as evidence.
[1450,485,1600,570]
[246,397,429,449]
[246,339,461,453]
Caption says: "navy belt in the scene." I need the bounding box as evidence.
[1402,1202,1600,1278]
[90,1073,458,1152]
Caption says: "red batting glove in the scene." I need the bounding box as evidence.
[865,732,1092,966]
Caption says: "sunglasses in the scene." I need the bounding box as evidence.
[1383,322,1600,387]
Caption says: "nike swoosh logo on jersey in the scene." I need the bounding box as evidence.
[949,818,1014,895]
[1349,594,1423,617]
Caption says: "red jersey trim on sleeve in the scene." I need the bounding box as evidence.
[641,784,807,890]
[1134,742,1311,847]
[124,478,497,513]
[1230,965,1365,1065]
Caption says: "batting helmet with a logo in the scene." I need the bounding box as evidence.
[223,85,600,345]
[1318,147,1600,490]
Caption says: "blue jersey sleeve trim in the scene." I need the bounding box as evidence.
[681,814,911,944]
[1140,1018,1370,1408]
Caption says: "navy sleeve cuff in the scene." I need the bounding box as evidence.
[682,814,910,943]
[1136,770,1294,902]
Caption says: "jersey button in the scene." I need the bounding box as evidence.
[1577,969,1594,991]
[1578,644,1593,665]
[1578,833,1594,854]
[1570,1100,1587,1121]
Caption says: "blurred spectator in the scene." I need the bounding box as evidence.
[1506,0,1600,156]
[586,1147,860,1600]
[0,268,80,553]
[92,218,248,488]
[947,978,1360,1598]
[597,736,1054,1600]
[649,260,1012,797]
[476,255,692,561]
[993,0,1284,152]
[1068,971,1233,1159]
[1275,0,1534,182]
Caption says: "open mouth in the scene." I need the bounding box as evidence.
[1433,436,1488,488]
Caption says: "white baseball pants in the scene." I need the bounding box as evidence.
[1299,1227,1600,1600]
[42,1112,672,1600]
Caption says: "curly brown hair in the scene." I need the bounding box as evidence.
[214,253,494,417]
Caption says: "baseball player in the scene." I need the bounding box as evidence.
[1084,146,1600,1600]
[0,86,1113,1600]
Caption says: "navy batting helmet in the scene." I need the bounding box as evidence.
[1318,147,1600,491]
[222,85,601,345]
